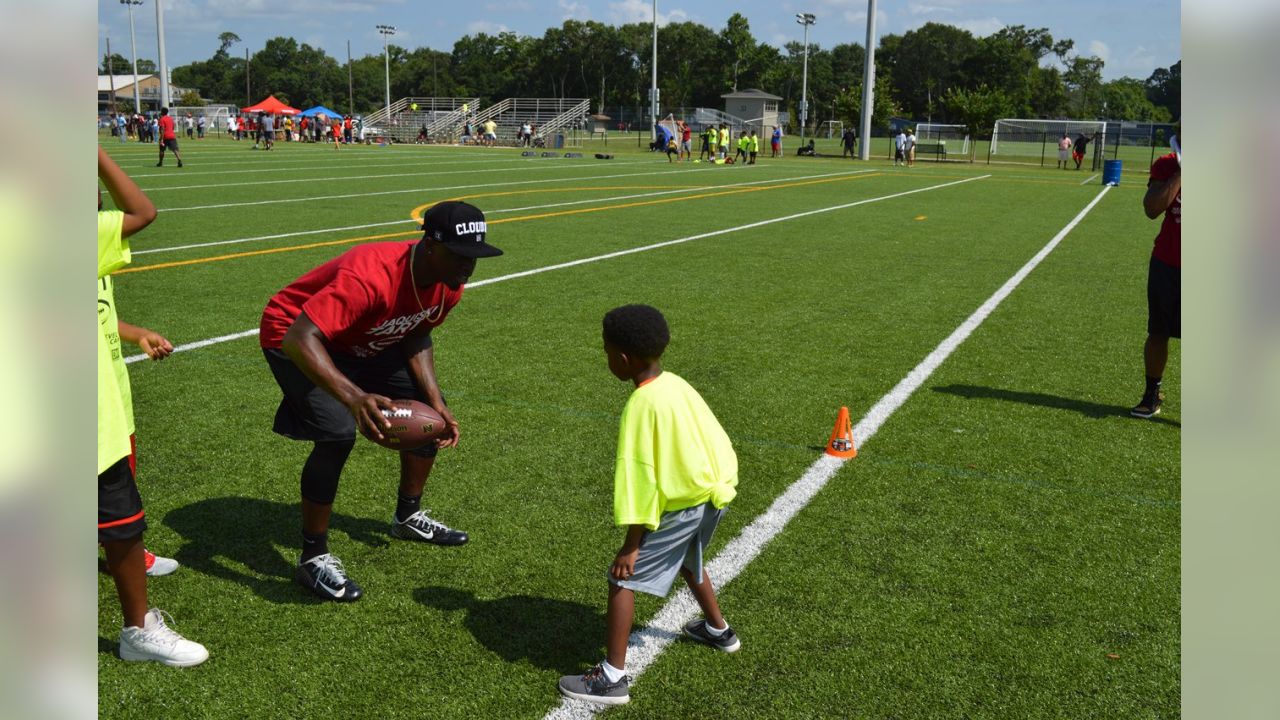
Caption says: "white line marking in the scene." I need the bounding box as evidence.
[541,184,1112,720]
[123,173,985,363]
[132,170,874,256]
[131,156,545,181]
[155,163,776,213]
[1080,173,1099,185]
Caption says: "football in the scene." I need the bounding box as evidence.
[369,400,447,451]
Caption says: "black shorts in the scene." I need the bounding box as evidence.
[162,138,179,152]
[263,348,439,456]
[263,130,275,141]
[99,438,146,542]
[895,147,904,159]
[1146,256,1181,338]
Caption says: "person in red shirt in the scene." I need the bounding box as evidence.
[155,107,184,168]
[260,201,502,602]
[332,118,343,150]
[1132,132,1181,418]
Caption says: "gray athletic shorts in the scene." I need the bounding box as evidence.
[610,502,725,597]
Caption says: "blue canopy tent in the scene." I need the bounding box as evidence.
[299,105,342,119]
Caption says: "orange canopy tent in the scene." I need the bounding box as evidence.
[240,95,301,115]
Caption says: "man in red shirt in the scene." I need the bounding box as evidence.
[155,107,184,168]
[1132,134,1181,418]
[260,201,502,601]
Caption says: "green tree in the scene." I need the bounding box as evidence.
[100,52,131,74]
[217,32,241,57]
[1064,55,1105,116]
[943,84,1016,135]
[1099,77,1171,121]
[882,23,979,121]
[836,73,901,132]
[1144,60,1180,119]
[178,89,203,106]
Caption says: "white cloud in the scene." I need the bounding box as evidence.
[841,9,890,30]
[1089,40,1110,62]
[466,21,511,35]
[908,3,958,16]
[951,17,1005,37]
[608,0,688,25]
[558,0,589,19]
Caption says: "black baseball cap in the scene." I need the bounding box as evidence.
[420,201,503,258]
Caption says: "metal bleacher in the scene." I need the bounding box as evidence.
[363,97,591,145]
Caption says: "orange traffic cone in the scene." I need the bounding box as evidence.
[825,406,858,459]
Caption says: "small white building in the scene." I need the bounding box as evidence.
[721,89,784,130]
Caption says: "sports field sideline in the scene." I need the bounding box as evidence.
[98,137,1179,719]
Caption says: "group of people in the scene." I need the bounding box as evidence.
[106,111,207,144]
[650,121,777,166]
[227,113,362,147]
[98,147,744,705]
[894,127,917,167]
[1056,132,1095,170]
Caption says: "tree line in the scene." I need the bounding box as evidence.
[101,16,1179,134]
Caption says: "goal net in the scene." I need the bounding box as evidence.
[820,120,843,139]
[169,104,235,136]
[991,119,1105,166]
[916,123,970,156]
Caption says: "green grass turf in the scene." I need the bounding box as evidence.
[97,137,1177,718]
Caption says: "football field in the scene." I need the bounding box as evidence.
[97,136,1179,719]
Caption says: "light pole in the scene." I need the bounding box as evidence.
[858,0,878,160]
[377,25,396,117]
[796,13,815,144]
[650,0,659,141]
[121,0,142,114]
[155,0,170,109]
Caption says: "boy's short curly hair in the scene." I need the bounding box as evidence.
[602,304,670,360]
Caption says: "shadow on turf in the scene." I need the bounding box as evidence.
[932,384,1181,427]
[165,496,390,605]
[413,586,601,673]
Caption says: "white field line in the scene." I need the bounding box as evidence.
[156,163,781,213]
[542,183,1114,720]
[1080,173,1099,185]
[130,155,547,180]
[133,170,875,256]
[113,144,522,167]
[124,173,985,364]
[141,158,658,192]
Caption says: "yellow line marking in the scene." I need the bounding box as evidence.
[120,173,883,274]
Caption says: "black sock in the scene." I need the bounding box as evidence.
[301,530,329,562]
[395,494,422,523]
[1145,376,1162,398]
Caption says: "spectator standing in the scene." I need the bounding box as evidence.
[1073,133,1092,170]
[196,114,206,139]
[771,125,783,157]
[905,128,917,167]
[893,128,906,166]
[1057,133,1073,169]
[1131,136,1181,418]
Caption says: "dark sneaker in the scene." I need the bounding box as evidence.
[683,619,741,653]
[177,161,184,167]
[295,553,363,602]
[1130,391,1164,418]
[557,664,629,705]
[155,162,163,167]
[391,510,468,546]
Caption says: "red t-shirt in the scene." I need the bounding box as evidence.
[260,242,462,357]
[158,115,176,140]
[1148,153,1181,267]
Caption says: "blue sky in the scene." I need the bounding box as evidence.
[97,0,1180,82]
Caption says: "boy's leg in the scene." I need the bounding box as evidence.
[605,583,635,670]
[102,535,147,628]
[679,566,726,630]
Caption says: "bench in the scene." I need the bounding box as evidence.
[913,142,947,161]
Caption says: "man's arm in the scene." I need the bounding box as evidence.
[401,328,461,448]
[1144,169,1181,220]
[610,525,647,581]
[98,146,157,238]
[282,312,393,440]
[118,320,173,360]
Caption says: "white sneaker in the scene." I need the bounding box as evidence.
[118,609,209,667]
[144,549,179,577]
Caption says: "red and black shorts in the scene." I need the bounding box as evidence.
[98,435,146,542]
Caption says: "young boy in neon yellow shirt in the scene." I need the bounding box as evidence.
[558,304,739,706]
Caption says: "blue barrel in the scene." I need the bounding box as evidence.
[554,134,565,149]
[1102,159,1123,186]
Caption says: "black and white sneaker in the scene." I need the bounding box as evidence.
[683,619,741,653]
[391,510,469,546]
[1130,391,1164,419]
[557,664,630,705]
[294,553,363,602]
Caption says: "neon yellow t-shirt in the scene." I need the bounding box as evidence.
[613,372,738,530]
[98,211,132,474]
[707,130,718,149]
[719,128,730,146]
[750,135,759,152]
[99,274,133,435]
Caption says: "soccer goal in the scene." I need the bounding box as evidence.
[170,104,235,136]
[990,119,1106,166]
[820,120,844,139]
[916,123,970,156]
